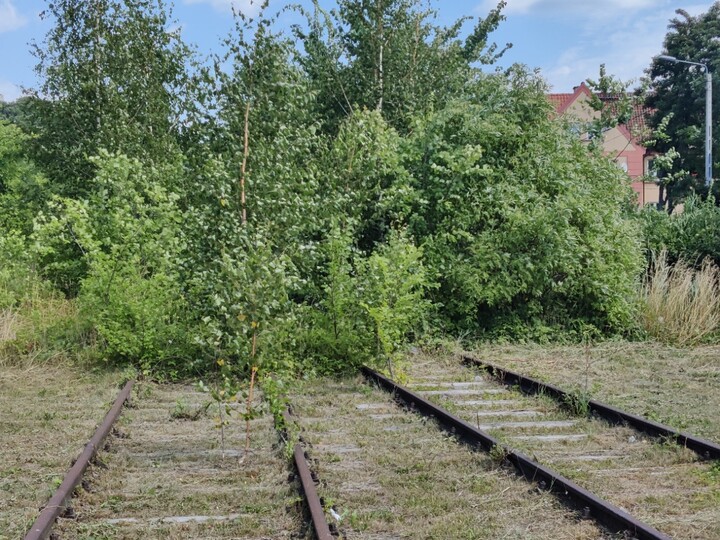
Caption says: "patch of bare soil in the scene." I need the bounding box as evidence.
[289,374,616,539]
[55,381,302,539]
[0,364,121,540]
[409,349,720,539]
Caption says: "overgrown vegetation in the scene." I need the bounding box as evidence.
[640,196,720,267]
[2,0,718,386]
[641,251,720,344]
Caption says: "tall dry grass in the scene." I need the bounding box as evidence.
[0,309,19,343]
[641,251,720,345]
[0,284,88,367]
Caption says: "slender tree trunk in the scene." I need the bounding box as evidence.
[377,40,384,111]
[94,1,102,134]
[245,365,257,453]
[240,101,250,225]
[376,2,384,111]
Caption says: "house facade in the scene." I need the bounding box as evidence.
[549,82,659,207]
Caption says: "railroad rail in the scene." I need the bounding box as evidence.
[284,374,618,538]
[23,379,327,539]
[24,379,135,540]
[362,365,672,540]
[461,353,720,460]
[282,410,334,540]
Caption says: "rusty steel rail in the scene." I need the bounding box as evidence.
[362,366,671,540]
[462,354,720,461]
[25,379,135,540]
[282,411,334,540]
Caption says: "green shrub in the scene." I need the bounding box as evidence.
[405,71,643,337]
[325,110,415,251]
[79,257,198,376]
[31,151,200,375]
[296,225,372,374]
[0,245,88,366]
[0,121,48,237]
[297,226,432,375]
[357,228,432,374]
[640,196,720,268]
[0,233,44,309]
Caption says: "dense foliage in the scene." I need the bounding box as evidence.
[29,0,188,197]
[1,0,648,377]
[640,196,720,267]
[405,72,642,337]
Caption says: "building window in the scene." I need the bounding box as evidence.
[645,157,657,177]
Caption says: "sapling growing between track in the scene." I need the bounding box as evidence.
[358,228,432,378]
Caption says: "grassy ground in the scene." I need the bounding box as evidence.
[0,360,301,540]
[467,341,720,442]
[0,363,122,539]
[4,340,717,538]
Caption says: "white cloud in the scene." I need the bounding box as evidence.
[0,81,23,102]
[480,0,660,17]
[183,0,260,15]
[478,0,667,18]
[0,0,27,33]
[538,2,715,91]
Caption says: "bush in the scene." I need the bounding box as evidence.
[405,70,643,337]
[0,253,88,366]
[640,196,720,268]
[31,152,201,376]
[0,121,48,237]
[191,230,298,375]
[297,226,432,375]
[357,228,432,374]
[79,258,198,376]
[296,225,372,374]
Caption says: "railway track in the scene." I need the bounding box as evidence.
[24,380,135,540]
[287,375,612,539]
[360,350,719,539]
[24,381,303,540]
[19,350,719,539]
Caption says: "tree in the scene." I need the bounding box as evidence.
[0,96,36,131]
[584,64,639,148]
[0,121,47,236]
[645,3,720,205]
[295,0,510,133]
[178,7,325,372]
[30,0,190,196]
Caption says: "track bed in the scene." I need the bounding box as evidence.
[289,375,612,539]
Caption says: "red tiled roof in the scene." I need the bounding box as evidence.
[548,82,594,115]
[548,82,653,142]
[628,104,650,135]
[548,93,574,111]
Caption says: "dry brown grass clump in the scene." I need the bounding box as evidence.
[0,308,19,343]
[642,251,720,345]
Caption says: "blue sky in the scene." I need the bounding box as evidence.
[0,0,715,102]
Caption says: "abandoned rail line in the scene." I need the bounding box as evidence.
[19,350,720,539]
